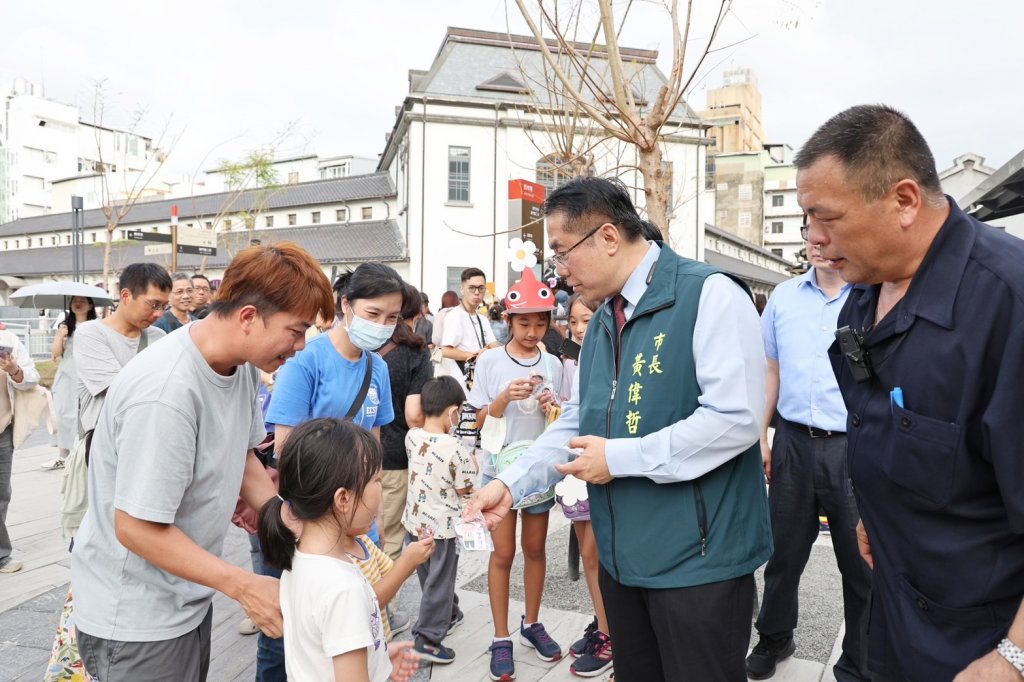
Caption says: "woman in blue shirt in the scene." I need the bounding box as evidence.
[267,262,403,446]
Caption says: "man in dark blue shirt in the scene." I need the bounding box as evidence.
[798,104,1024,682]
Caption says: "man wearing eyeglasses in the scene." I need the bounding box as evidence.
[75,263,171,450]
[440,267,499,389]
[190,274,213,320]
[470,176,770,681]
[154,273,196,334]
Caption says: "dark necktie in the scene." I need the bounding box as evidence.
[612,294,628,333]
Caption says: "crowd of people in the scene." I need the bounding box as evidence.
[0,102,1017,682]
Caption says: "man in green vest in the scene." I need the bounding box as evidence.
[469,176,772,681]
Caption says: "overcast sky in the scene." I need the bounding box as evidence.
[1,0,1019,180]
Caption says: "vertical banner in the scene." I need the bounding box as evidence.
[507,179,546,293]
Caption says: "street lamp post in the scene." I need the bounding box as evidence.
[71,195,84,282]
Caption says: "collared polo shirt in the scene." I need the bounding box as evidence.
[829,199,1024,680]
[763,267,851,431]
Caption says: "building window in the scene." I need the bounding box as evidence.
[448,146,471,202]
[120,230,127,239]
[716,182,728,193]
[225,218,232,229]
[65,235,71,245]
[15,240,19,248]
[90,233,97,243]
[536,154,570,192]
[772,194,784,207]
[288,171,299,184]
[51,236,57,245]
[705,156,716,190]
[265,215,274,228]
[771,248,783,257]
[311,211,321,224]
[738,184,753,201]
[38,238,43,247]
[2,241,6,249]
[362,207,372,220]
[771,221,784,234]
[739,212,752,228]
[336,208,348,222]
[205,221,213,229]
[288,213,297,226]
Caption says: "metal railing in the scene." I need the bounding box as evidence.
[0,318,58,359]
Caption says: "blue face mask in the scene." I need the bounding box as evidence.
[344,308,396,351]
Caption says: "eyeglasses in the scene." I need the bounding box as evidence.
[192,286,211,293]
[464,285,486,294]
[800,224,810,241]
[552,224,604,268]
[171,288,195,297]
[139,298,167,311]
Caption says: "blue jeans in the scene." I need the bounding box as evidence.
[255,559,286,682]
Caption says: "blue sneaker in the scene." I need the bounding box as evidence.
[489,639,515,681]
[519,615,563,662]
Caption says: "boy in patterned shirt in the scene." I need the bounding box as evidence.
[403,376,478,665]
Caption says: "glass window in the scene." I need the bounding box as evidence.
[336,208,348,222]
[288,214,297,226]
[362,207,372,220]
[448,146,471,202]
[311,211,320,224]
[265,215,274,228]
[772,194,784,207]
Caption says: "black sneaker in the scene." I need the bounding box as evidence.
[413,634,455,664]
[745,635,795,680]
[570,617,598,658]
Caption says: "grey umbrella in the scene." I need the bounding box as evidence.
[10,282,116,310]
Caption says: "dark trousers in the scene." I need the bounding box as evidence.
[599,565,754,681]
[79,605,212,682]
[255,561,286,682]
[755,422,872,681]
[409,534,460,643]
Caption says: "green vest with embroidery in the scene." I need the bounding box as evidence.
[578,245,772,589]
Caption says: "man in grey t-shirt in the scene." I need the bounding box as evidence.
[71,244,337,682]
[74,263,171,436]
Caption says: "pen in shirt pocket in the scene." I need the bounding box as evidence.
[890,387,904,409]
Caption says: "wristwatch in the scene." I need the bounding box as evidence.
[997,638,1024,676]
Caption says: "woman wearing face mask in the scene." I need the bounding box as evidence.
[260,263,404,682]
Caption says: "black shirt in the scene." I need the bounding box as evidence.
[378,344,432,470]
[830,200,1024,680]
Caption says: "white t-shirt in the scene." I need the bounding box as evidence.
[440,305,496,353]
[467,346,563,477]
[282,550,391,682]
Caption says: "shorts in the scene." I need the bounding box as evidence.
[482,472,554,515]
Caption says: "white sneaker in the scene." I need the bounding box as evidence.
[40,459,65,470]
[0,558,23,573]
[238,617,260,635]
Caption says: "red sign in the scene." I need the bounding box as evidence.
[508,179,546,203]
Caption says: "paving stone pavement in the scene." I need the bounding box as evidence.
[1,426,848,681]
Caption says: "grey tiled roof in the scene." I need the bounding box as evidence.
[417,28,699,122]
[0,172,396,236]
[0,221,406,278]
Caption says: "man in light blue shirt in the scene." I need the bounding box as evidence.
[746,230,871,681]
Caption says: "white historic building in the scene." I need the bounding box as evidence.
[378,27,712,297]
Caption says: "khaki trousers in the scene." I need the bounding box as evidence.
[381,468,409,562]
